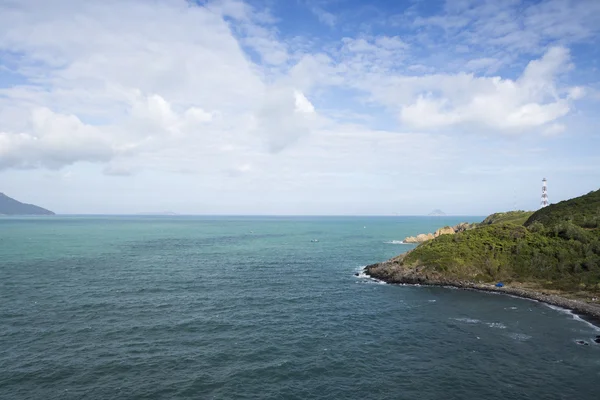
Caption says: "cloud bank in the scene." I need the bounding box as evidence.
[0,0,598,214]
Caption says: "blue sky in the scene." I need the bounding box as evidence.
[0,0,599,215]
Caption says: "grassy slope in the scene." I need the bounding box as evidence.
[402,189,600,294]
[480,211,534,226]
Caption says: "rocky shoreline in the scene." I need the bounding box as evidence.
[403,222,476,244]
[364,259,600,328]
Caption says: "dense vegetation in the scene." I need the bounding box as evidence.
[403,189,600,293]
[525,189,600,229]
[0,193,54,215]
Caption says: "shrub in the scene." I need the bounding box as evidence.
[528,221,545,234]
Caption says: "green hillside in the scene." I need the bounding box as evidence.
[480,210,534,226]
[395,189,600,293]
[525,189,600,229]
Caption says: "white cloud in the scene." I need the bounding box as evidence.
[0,0,265,107]
[253,86,317,153]
[0,1,586,175]
[0,0,597,214]
[103,163,137,177]
[127,93,213,139]
[464,57,500,72]
[0,108,115,169]
[339,35,409,62]
[224,162,253,177]
[0,0,270,170]
[568,86,585,100]
[400,0,600,74]
[328,46,579,133]
[0,91,219,169]
[309,5,337,27]
[374,36,409,50]
[542,123,566,136]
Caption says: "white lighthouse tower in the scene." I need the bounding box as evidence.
[540,178,549,208]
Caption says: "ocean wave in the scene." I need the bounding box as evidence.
[544,304,600,332]
[453,318,506,329]
[508,333,532,341]
[467,290,600,331]
[452,317,480,324]
[383,240,409,244]
[354,266,387,284]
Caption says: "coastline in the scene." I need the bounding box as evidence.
[364,260,600,328]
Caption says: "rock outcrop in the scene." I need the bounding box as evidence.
[434,226,455,237]
[454,222,472,233]
[404,233,435,243]
[403,222,475,244]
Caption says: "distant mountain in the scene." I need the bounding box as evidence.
[0,193,55,215]
[428,209,446,216]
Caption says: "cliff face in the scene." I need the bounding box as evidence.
[0,193,55,215]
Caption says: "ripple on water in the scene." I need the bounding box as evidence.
[507,333,533,342]
[2,216,600,400]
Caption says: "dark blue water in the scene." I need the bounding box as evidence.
[1,216,599,399]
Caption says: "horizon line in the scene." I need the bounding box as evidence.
[28,213,490,218]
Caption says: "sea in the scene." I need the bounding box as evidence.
[1,216,599,400]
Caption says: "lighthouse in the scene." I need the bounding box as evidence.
[540,178,549,208]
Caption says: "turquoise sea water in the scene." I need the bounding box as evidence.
[1,216,599,399]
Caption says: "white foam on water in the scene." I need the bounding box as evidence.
[383,240,410,245]
[543,303,600,332]
[572,314,600,332]
[452,317,480,324]
[486,322,507,329]
[428,300,437,303]
[354,266,387,285]
[504,306,518,310]
[355,270,369,279]
[356,277,387,285]
[575,339,590,346]
[508,333,532,341]
[544,303,571,314]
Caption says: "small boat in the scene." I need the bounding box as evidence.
[310,239,319,242]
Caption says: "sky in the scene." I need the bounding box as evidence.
[0,0,599,215]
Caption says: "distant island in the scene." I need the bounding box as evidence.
[428,209,446,216]
[366,189,600,322]
[0,193,55,215]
